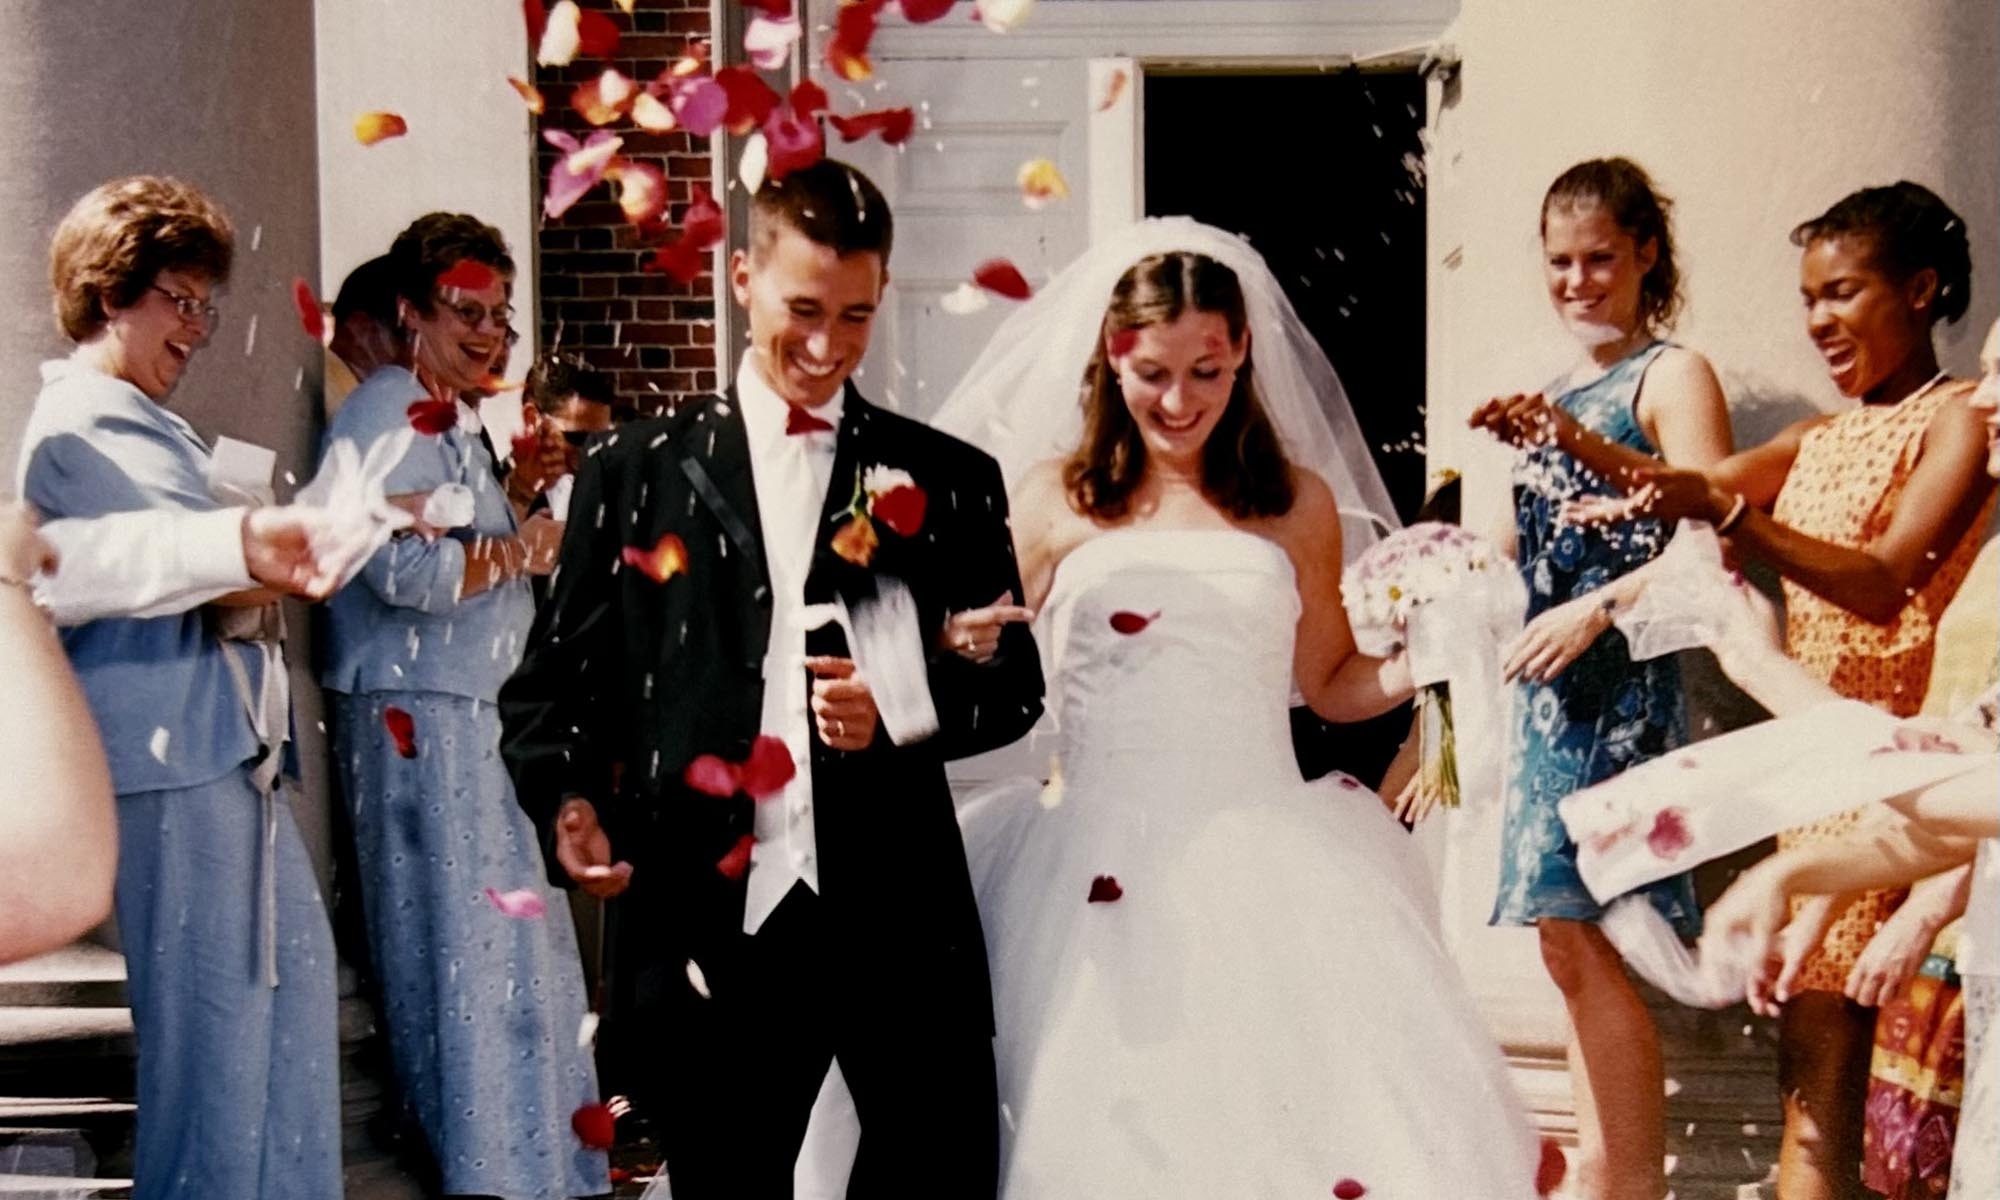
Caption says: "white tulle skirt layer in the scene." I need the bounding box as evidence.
[960,759,1544,1200]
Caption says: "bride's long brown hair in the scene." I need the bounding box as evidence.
[1064,251,1295,521]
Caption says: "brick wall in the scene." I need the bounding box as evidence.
[532,0,719,415]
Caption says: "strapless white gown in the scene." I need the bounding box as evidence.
[964,529,1540,1198]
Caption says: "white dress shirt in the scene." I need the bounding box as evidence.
[737,351,842,935]
[37,507,253,626]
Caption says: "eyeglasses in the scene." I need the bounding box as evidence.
[434,294,515,334]
[152,285,220,331]
[561,428,596,447]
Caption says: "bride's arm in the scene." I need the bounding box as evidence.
[1285,470,1414,723]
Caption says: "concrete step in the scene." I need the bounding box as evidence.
[0,950,125,1011]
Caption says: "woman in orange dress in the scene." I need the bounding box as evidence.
[1499,181,1994,1199]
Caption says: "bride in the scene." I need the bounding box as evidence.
[792,220,1545,1198]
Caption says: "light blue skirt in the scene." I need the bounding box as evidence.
[332,689,606,1200]
[115,770,341,1200]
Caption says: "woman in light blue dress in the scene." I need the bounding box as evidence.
[1469,158,1734,1200]
[16,177,340,1200]
[320,213,604,1200]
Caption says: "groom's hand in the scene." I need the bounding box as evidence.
[554,798,634,898]
[805,656,880,751]
[939,590,1036,663]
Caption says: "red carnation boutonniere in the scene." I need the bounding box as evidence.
[830,464,928,567]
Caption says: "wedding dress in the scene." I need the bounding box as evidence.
[957,527,1542,1198]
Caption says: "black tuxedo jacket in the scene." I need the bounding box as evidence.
[499,384,1043,1037]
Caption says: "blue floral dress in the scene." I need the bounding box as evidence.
[1490,340,1701,935]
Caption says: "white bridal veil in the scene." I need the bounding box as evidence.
[931,217,1401,561]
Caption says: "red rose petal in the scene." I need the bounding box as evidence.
[738,735,798,800]
[715,833,756,881]
[1087,874,1122,903]
[1535,1137,1567,1196]
[1645,807,1692,860]
[608,1167,632,1185]
[972,258,1033,301]
[438,260,499,292]
[570,1102,616,1150]
[827,107,916,146]
[621,532,688,583]
[683,754,741,798]
[714,66,780,135]
[406,398,459,436]
[292,278,325,343]
[575,7,621,57]
[898,0,953,21]
[682,184,725,248]
[869,483,927,537]
[509,429,542,467]
[1107,327,1139,358]
[523,0,549,46]
[1107,610,1159,635]
[644,239,711,285]
[762,104,824,183]
[740,0,791,13]
[383,706,418,758]
[1332,1181,1367,1200]
[789,78,830,117]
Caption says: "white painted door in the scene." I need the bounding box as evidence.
[827,57,1117,423]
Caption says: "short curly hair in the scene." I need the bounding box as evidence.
[386,211,515,320]
[48,176,235,343]
[1791,182,1973,326]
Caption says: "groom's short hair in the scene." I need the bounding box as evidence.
[749,159,893,265]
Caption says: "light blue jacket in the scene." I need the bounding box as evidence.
[317,367,533,701]
[16,360,266,795]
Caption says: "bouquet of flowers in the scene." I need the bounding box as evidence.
[1341,521,1517,819]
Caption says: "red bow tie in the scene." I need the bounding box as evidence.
[785,406,836,436]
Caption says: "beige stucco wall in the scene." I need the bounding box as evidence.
[1428,0,2000,512]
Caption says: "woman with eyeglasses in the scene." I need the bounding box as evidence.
[14,176,343,1200]
[318,212,607,1200]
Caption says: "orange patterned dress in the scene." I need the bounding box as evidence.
[1769,378,1997,993]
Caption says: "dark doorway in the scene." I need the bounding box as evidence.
[1144,69,1428,788]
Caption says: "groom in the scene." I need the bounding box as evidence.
[499,159,1043,1197]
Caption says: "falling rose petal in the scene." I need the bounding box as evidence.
[291,278,326,342]
[670,75,732,138]
[630,90,676,132]
[1086,874,1123,903]
[682,185,725,247]
[739,0,791,13]
[939,282,990,316]
[506,75,546,115]
[484,886,548,919]
[744,12,802,71]
[544,132,624,220]
[683,754,741,798]
[789,78,829,117]
[1332,1182,1368,1200]
[644,239,710,285]
[1016,157,1070,209]
[537,0,583,65]
[715,833,756,881]
[972,258,1033,301]
[353,111,408,146]
[1108,327,1140,358]
[572,68,638,126]
[827,107,915,146]
[978,0,1035,32]
[621,531,688,583]
[383,705,418,758]
[523,0,549,46]
[575,6,622,57]
[148,727,171,764]
[738,735,797,799]
[606,158,669,224]
[762,105,824,182]
[438,260,499,292]
[406,398,459,436]
[685,958,713,998]
[737,131,770,192]
[898,0,953,21]
[826,2,878,81]
[869,484,927,537]
[1535,1137,1567,1196]
[712,67,779,134]
[830,512,879,567]
[570,1102,616,1150]
[1645,807,1692,859]
[1095,66,1129,112]
[1107,609,1159,635]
